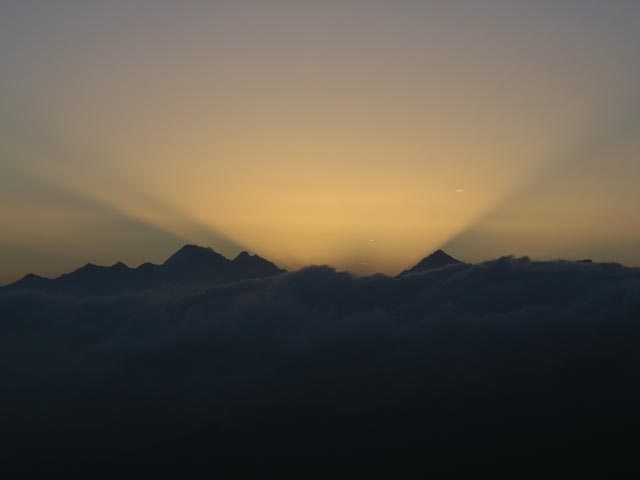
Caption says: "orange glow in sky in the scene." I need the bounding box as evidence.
[1,1,639,283]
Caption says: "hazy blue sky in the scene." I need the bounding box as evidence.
[1,1,639,282]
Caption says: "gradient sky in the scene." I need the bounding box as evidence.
[1,0,640,283]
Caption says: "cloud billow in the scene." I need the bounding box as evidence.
[2,257,640,470]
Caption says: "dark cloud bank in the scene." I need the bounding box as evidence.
[2,256,640,472]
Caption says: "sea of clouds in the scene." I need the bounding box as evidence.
[2,256,640,469]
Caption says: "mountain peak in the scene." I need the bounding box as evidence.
[398,249,461,277]
[233,250,269,262]
[74,262,99,273]
[234,251,252,260]
[163,244,225,267]
[4,273,52,291]
[233,250,286,275]
[170,244,214,256]
[23,273,46,280]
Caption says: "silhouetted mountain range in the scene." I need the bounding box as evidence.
[4,245,610,296]
[4,245,285,296]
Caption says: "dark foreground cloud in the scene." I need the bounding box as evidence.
[2,257,640,472]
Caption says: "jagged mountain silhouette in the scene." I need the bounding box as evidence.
[5,245,285,296]
[5,245,607,296]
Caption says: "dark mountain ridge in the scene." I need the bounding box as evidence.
[5,245,286,296]
[4,245,615,296]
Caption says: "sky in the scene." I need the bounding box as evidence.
[1,0,639,283]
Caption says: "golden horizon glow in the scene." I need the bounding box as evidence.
[1,1,640,283]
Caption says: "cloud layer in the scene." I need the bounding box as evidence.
[2,257,640,469]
